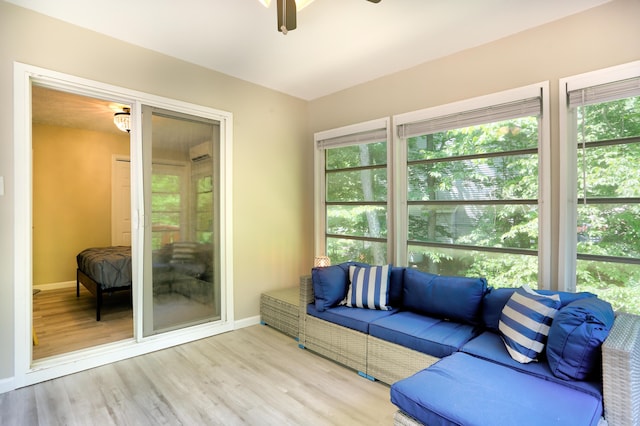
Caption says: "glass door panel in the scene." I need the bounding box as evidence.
[142,106,221,336]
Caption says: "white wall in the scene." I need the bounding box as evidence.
[0,2,313,381]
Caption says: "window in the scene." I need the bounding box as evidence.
[560,62,640,314]
[150,164,187,249]
[395,84,549,287]
[194,174,214,244]
[315,119,391,264]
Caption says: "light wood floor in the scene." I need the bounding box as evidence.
[32,286,133,359]
[2,325,396,425]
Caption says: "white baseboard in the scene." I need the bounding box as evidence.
[234,315,261,329]
[0,376,15,394]
[33,281,75,291]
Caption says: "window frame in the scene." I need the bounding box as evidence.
[150,162,188,249]
[314,117,393,263]
[558,60,640,292]
[392,82,551,287]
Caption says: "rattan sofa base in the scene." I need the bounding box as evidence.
[367,335,439,385]
[260,288,299,339]
[304,314,368,374]
[602,313,640,426]
[393,410,422,426]
[299,275,438,384]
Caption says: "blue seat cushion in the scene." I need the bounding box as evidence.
[391,352,603,426]
[306,303,398,334]
[369,311,480,358]
[461,331,602,399]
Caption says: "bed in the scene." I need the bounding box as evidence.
[76,246,132,321]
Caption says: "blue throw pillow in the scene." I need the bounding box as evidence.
[311,264,349,312]
[482,287,597,331]
[343,264,392,310]
[311,262,371,311]
[546,297,614,381]
[403,268,487,325]
[499,285,561,363]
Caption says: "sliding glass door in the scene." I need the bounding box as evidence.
[141,106,221,336]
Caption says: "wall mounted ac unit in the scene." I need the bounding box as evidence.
[190,141,212,162]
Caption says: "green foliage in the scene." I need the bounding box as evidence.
[327,238,386,265]
[326,97,640,314]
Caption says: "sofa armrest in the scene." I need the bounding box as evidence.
[299,275,313,345]
[602,313,640,426]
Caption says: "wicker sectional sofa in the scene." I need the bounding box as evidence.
[297,263,640,426]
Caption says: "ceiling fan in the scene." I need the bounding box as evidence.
[276,0,381,35]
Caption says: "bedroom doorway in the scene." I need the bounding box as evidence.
[31,85,134,359]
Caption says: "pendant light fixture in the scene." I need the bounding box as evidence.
[113,107,131,133]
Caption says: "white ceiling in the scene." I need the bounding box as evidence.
[9,0,611,101]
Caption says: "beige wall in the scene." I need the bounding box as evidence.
[32,124,130,285]
[0,2,312,380]
[308,0,640,288]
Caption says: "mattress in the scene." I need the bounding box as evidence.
[77,246,132,290]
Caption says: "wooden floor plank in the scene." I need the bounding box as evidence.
[4,325,395,425]
[32,286,133,360]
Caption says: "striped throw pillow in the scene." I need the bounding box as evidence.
[343,265,392,310]
[499,285,561,363]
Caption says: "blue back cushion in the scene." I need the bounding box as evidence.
[403,268,488,325]
[546,297,614,381]
[389,266,404,307]
[311,264,348,312]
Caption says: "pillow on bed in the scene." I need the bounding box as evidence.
[169,242,200,263]
[168,242,207,276]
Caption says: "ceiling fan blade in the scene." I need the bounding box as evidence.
[277,0,297,34]
[367,0,381,3]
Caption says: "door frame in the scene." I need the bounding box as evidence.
[13,62,235,388]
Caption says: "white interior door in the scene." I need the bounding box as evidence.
[112,157,132,246]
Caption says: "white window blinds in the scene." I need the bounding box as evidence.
[567,76,640,108]
[398,96,542,139]
[316,127,387,150]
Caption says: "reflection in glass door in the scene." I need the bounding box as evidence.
[142,106,221,336]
